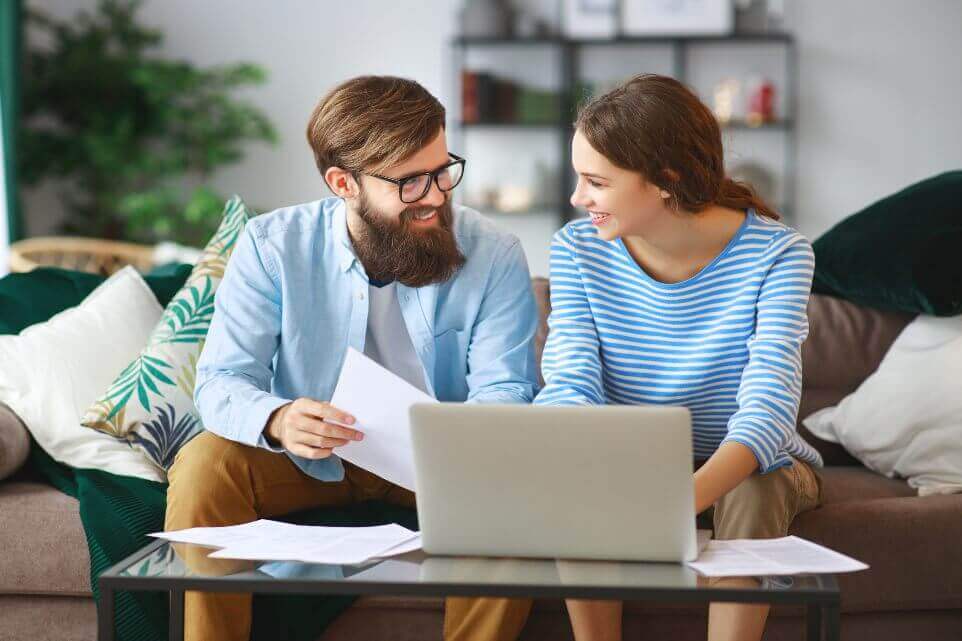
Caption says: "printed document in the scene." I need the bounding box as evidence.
[330,347,437,491]
[687,535,868,577]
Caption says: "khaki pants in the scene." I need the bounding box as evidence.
[444,458,822,641]
[164,431,415,641]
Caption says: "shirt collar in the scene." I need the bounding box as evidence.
[332,199,358,273]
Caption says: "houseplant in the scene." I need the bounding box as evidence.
[18,0,275,246]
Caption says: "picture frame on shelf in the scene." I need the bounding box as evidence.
[621,0,734,37]
[562,0,618,40]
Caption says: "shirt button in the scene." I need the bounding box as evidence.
[358,292,365,300]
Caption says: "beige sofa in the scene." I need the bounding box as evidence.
[2,280,960,641]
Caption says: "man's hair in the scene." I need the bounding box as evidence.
[306,75,446,180]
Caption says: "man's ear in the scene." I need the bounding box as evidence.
[324,166,360,199]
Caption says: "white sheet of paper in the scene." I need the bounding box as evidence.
[369,534,423,559]
[154,519,420,565]
[687,535,868,577]
[149,519,300,547]
[208,523,420,565]
[330,347,436,491]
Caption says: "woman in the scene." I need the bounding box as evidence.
[445,74,822,641]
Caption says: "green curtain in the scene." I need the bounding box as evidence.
[1,0,23,259]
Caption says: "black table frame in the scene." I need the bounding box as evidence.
[99,539,840,641]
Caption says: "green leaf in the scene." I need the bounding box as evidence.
[100,352,175,416]
[153,276,216,345]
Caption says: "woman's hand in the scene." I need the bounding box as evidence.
[694,441,759,514]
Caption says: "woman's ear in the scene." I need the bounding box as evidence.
[657,168,680,203]
[324,166,359,199]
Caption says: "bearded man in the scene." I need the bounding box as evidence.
[164,75,540,641]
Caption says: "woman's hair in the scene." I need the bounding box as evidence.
[306,75,446,177]
[575,74,779,220]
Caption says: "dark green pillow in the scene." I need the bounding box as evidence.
[812,171,962,316]
[0,264,192,335]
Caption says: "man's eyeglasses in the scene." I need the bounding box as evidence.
[365,153,466,204]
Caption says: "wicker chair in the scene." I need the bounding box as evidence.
[8,236,154,276]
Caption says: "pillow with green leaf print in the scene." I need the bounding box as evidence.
[81,195,254,473]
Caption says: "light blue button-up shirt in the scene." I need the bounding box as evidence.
[194,197,540,482]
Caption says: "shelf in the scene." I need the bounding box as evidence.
[574,33,793,46]
[459,120,562,129]
[453,33,792,47]
[720,119,794,130]
[458,119,790,131]
[454,36,564,47]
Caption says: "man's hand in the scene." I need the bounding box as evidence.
[264,398,363,460]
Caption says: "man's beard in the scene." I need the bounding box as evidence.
[350,191,467,288]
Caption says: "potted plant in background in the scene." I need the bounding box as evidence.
[18,0,275,249]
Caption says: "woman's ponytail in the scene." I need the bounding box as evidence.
[717,177,780,221]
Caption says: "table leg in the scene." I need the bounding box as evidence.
[97,587,115,641]
[823,602,840,641]
[806,603,822,641]
[169,589,185,641]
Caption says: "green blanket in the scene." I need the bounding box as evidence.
[25,441,418,641]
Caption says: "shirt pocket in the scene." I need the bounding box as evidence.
[433,328,470,394]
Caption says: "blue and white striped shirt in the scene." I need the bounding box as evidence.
[536,209,823,473]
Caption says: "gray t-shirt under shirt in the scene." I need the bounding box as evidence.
[362,281,428,394]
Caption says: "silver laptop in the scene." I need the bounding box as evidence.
[409,403,700,562]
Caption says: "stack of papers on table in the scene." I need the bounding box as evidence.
[686,535,868,577]
[151,519,422,565]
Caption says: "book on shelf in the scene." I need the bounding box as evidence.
[461,70,558,125]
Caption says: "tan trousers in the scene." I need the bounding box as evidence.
[444,458,822,641]
[164,431,416,641]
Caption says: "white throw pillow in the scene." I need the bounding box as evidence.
[804,314,962,495]
[0,266,165,482]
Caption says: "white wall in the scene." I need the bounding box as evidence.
[23,1,962,276]
[784,0,962,240]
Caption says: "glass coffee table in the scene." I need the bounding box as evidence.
[99,539,840,641]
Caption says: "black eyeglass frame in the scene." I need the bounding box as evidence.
[364,153,466,204]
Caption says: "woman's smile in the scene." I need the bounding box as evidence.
[589,211,613,226]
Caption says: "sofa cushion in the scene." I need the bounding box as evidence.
[0,482,91,597]
[812,170,962,316]
[816,466,915,505]
[0,402,29,480]
[0,596,97,641]
[797,389,860,467]
[532,277,550,388]
[81,195,254,473]
[800,294,914,395]
[792,468,962,612]
[0,263,192,337]
[0,267,166,482]
[797,294,913,464]
[791,493,962,612]
[805,313,962,495]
